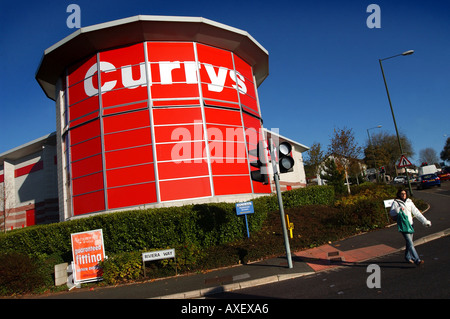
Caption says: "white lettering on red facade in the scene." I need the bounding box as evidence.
[83,60,247,97]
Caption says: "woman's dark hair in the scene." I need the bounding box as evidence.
[396,188,408,200]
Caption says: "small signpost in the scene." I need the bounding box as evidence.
[142,248,177,277]
[397,154,414,196]
[236,201,254,238]
[397,155,412,168]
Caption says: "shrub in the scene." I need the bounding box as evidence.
[100,251,143,285]
[0,252,47,296]
[0,185,349,292]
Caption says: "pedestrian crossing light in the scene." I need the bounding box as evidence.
[249,140,269,184]
[278,142,295,173]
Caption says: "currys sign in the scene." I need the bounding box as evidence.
[83,60,247,96]
[66,42,258,125]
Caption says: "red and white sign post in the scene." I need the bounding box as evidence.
[397,155,412,168]
[397,155,414,195]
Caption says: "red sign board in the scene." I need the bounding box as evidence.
[71,229,105,282]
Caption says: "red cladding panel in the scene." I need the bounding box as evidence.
[234,56,258,116]
[242,113,262,131]
[147,42,195,61]
[105,145,153,170]
[204,107,242,126]
[151,83,199,100]
[149,62,194,84]
[197,44,239,107]
[99,43,145,69]
[152,99,200,107]
[196,44,233,69]
[157,161,209,180]
[252,179,271,193]
[73,190,105,216]
[72,172,104,195]
[101,85,148,108]
[239,94,258,116]
[233,55,253,82]
[106,164,155,188]
[153,107,202,125]
[107,183,157,209]
[71,155,103,179]
[103,127,152,152]
[70,112,99,128]
[213,176,252,196]
[69,95,99,123]
[210,161,249,176]
[67,55,98,88]
[70,120,101,145]
[70,137,102,161]
[68,77,98,106]
[200,82,239,107]
[159,177,211,201]
[103,102,147,116]
[208,141,247,160]
[156,141,205,162]
[103,110,150,133]
[206,124,245,142]
[154,124,203,144]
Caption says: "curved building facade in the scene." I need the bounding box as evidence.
[36,16,273,218]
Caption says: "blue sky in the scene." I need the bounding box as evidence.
[1,0,449,166]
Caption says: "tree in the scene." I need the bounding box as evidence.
[419,148,439,165]
[328,127,361,194]
[320,158,346,195]
[363,131,414,176]
[0,182,13,233]
[440,137,450,163]
[304,142,326,180]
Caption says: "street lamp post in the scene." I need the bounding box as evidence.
[379,50,414,195]
[367,125,382,182]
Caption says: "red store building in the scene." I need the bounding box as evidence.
[20,15,307,222]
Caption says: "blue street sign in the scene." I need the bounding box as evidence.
[236,201,254,215]
[236,201,254,238]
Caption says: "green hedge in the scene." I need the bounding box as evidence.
[0,185,333,257]
[0,185,334,292]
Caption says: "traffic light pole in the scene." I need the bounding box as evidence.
[269,138,293,269]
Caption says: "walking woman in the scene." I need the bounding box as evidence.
[389,189,431,265]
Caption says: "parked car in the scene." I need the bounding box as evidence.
[437,170,450,181]
[417,174,441,190]
[393,176,407,184]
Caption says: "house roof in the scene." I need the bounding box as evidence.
[264,129,310,153]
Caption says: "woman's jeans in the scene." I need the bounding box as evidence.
[401,232,420,264]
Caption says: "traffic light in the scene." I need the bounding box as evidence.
[278,142,294,173]
[249,140,269,184]
[380,166,385,174]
